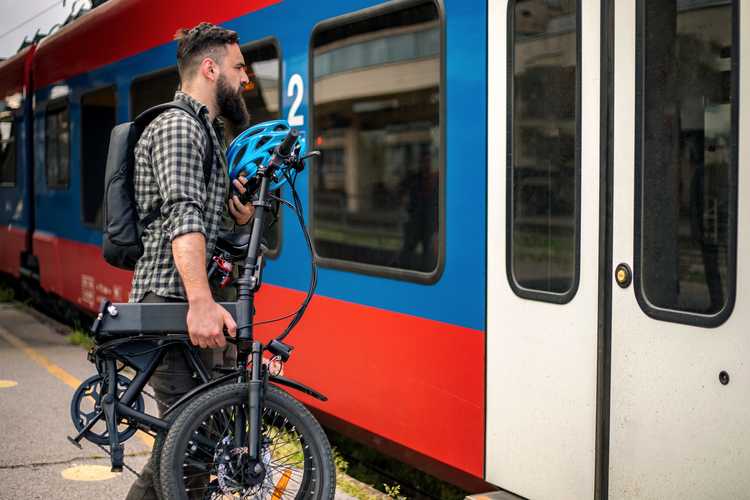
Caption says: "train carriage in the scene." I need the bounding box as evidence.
[0,45,35,279]
[0,0,747,498]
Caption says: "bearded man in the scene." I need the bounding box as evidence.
[125,22,253,500]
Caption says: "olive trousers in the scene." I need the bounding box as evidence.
[124,292,235,500]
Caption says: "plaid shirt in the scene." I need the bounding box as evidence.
[129,91,230,303]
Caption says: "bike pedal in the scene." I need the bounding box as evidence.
[67,436,83,449]
[110,444,124,473]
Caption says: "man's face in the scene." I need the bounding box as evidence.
[215,43,250,128]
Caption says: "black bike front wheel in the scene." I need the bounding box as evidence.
[159,383,335,500]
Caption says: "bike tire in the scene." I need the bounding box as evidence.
[159,383,335,499]
[151,408,178,500]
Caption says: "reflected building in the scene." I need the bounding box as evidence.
[509,0,734,311]
[510,0,578,294]
[640,0,734,314]
[312,3,440,273]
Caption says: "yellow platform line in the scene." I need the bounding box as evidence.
[0,325,155,448]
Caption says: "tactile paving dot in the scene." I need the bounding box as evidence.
[61,464,120,481]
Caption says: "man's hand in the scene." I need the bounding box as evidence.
[172,232,237,349]
[186,297,237,349]
[229,175,255,225]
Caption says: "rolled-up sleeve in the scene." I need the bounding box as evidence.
[150,112,208,241]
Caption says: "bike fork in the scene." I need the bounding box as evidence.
[246,341,265,462]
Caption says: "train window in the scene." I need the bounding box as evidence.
[508,0,580,302]
[45,102,70,189]
[227,41,281,142]
[636,0,737,324]
[311,2,442,279]
[130,68,179,118]
[228,41,282,254]
[0,114,16,186]
[81,87,116,228]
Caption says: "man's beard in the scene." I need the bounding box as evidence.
[216,74,249,128]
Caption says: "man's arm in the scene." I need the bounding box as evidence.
[172,233,211,302]
[150,112,236,347]
[173,233,236,348]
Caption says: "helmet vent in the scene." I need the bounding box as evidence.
[232,144,248,169]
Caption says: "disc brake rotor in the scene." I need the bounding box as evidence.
[214,436,274,496]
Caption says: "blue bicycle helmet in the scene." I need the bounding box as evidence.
[226,119,304,192]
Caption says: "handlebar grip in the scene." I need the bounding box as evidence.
[277,129,298,157]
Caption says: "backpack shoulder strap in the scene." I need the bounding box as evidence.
[135,100,216,231]
[135,100,214,188]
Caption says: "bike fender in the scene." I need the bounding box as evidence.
[163,371,327,419]
[270,375,328,402]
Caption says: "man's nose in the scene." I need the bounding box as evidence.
[241,71,250,86]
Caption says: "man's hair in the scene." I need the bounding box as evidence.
[175,22,239,80]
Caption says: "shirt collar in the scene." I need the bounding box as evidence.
[174,91,210,121]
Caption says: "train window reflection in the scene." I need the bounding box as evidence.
[311,2,441,275]
[0,114,16,186]
[228,42,281,254]
[81,87,116,228]
[45,102,69,189]
[130,68,179,118]
[638,0,736,318]
[227,42,280,142]
[508,0,579,298]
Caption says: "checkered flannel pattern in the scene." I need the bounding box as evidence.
[129,91,230,303]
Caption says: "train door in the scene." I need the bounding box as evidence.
[608,1,749,498]
[487,0,602,498]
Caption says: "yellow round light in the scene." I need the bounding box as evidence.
[617,269,627,283]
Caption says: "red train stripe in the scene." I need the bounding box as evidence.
[0,226,27,278]
[32,234,485,478]
[254,287,486,478]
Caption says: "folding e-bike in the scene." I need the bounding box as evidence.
[68,128,335,499]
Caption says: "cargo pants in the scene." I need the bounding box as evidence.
[125,292,236,500]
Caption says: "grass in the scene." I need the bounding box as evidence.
[67,327,94,350]
[263,426,388,499]
[333,447,391,499]
[0,284,14,302]
[327,429,468,500]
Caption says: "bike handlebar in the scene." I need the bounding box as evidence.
[277,128,299,158]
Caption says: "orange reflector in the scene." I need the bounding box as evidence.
[271,469,292,499]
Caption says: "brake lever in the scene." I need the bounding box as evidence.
[291,150,321,173]
[301,150,321,161]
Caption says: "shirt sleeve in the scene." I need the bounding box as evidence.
[149,111,209,241]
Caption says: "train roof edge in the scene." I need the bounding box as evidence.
[0,45,35,101]
[33,0,282,90]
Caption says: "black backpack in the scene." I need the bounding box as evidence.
[102,100,214,270]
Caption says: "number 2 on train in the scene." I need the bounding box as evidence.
[287,73,304,126]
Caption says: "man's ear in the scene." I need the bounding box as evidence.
[199,57,218,82]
